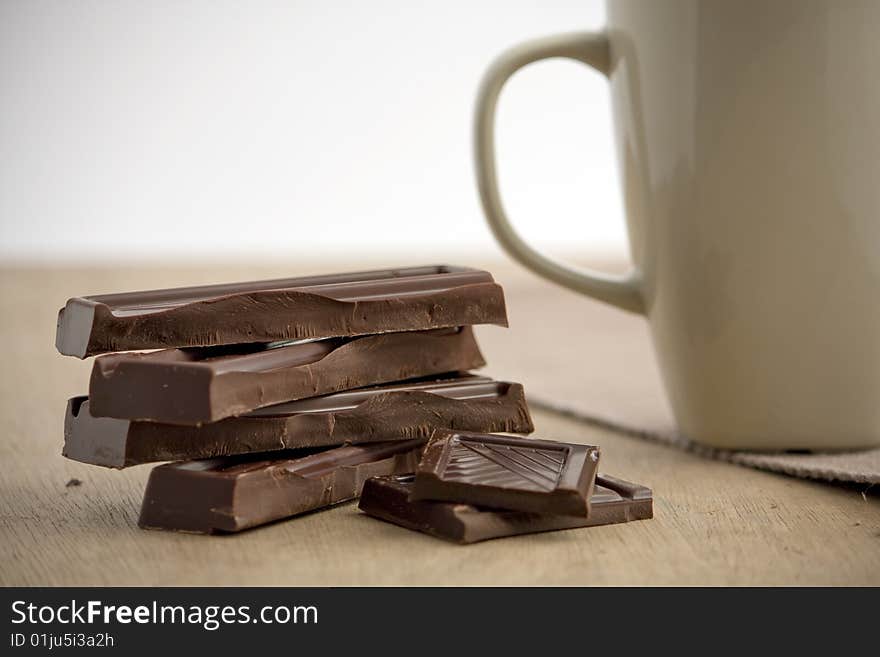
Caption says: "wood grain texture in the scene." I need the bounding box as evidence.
[1,263,878,586]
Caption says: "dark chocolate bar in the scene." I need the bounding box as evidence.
[410,432,599,516]
[359,473,652,543]
[139,440,425,534]
[88,327,485,425]
[56,265,507,358]
[63,375,534,468]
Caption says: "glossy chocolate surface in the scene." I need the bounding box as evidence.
[89,327,485,424]
[139,440,425,533]
[411,432,599,516]
[359,473,652,544]
[56,265,507,357]
[64,375,534,468]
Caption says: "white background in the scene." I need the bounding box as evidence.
[1,0,627,262]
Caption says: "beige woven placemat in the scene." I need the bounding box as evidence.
[478,271,880,485]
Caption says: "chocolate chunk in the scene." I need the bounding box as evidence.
[359,473,653,543]
[88,327,485,425]
[139,440,425,534]
[410,432,599,516]
[56,265,507,358]
[63,375,534,468]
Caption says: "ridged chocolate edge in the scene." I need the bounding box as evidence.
[63,383,534,468]
[138,448,423,534]
[60,283,507,357]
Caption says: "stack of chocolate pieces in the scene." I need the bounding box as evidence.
[358,431,652,543]
[55,266,534,532]
[55,264,653,541]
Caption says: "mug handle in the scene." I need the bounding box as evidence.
[474,31,644,315]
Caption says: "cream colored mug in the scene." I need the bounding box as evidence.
[474,0,880,450]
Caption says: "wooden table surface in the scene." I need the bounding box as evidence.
[1,262,878,586]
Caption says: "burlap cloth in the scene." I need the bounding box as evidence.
[479,270,880,485]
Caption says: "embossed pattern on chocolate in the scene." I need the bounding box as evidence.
[411,431,599,516]
[438,436,566,492]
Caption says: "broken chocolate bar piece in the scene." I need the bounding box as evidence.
[410,432,599,516]
[88,327,485,425]
[139,440,425,534]
[359,473,652,543]
[56,265,507,358]
[63,375,534,468]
